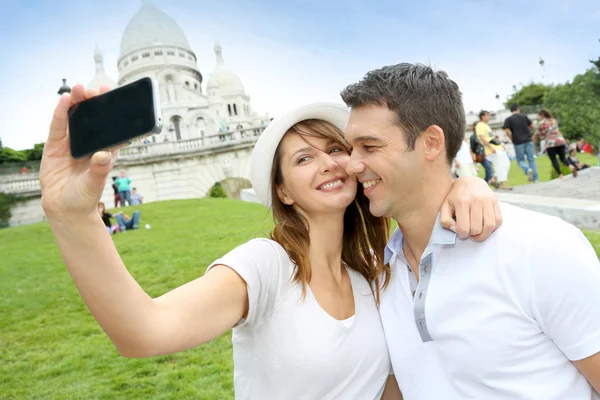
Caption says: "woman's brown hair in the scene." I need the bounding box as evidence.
[539,109,553,119]
[269,119,391,303]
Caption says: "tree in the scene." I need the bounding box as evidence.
[25,143,45,161]
[0,147,27,164]
[504,82,553,108]
[209,182,227,198]
[544,68,600,149]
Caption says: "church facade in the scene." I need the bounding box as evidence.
[87,0,269,143]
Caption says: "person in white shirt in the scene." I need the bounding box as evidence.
[452,138,477,178]
[341,62,600,399]
[39,84,501,399]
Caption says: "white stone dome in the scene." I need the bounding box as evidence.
[120,0,191,57]
[207,42,245,95]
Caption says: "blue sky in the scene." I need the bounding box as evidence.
[0,0,598,150]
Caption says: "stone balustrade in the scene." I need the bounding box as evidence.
[0,177,41,194]
[1,126,265,195]
[119,126,264,159]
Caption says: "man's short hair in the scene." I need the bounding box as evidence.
[340,63,466,164]
[479,110,489,119]
[510,104,520,112]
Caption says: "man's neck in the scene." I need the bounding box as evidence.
[393,175,453,270]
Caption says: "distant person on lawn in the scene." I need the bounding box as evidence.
[503,104,539,183]
[116,210,141,232]
[476,110,512,190]
[535,109,578,179]
[98,202,117,235]
[130,188,143,205]
[115,171,132,206]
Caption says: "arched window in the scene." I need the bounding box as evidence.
[165,75,176,102]
[170,116,182,141]
[196,117,206,136]
[233,104,238,116]
[227,104,232,116]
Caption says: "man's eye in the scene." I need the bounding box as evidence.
[363,145,375,151]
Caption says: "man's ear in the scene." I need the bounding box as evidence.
[276,185,294,206]
[423,125,446,162]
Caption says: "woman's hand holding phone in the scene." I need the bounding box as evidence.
[40,84,116,222]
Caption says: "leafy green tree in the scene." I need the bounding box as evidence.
[209,182,227,198]
[544,68,600,148]
[25,143,45,161]
[0,148,27,164]
[504,82,553,108]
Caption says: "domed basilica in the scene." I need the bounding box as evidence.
[87,0,269,142]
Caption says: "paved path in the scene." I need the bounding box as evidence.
[497,167,600,230]
[509,167,600,201]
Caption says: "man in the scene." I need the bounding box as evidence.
[130,187,144,205]
[116,210,141,232]
[503,104,539,182]
[341,63,600,399]
[469,122,495,186]
[476,111,512,190]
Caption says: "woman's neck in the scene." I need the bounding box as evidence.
[304,211,346,283]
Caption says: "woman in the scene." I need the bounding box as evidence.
[40,86,501,399]
[536,109,577,178]
[98,202,115,234]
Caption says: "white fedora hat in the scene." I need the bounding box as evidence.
[250,102,350,208]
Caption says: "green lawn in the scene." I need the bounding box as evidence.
[1,198,599,399]
[477,152,598,187]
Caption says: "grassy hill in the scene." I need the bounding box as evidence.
[1,198,599,399]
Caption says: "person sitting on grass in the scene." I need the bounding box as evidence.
[569,144,590,171]
[116,210,141,232]
[98,202,118,235]
[130,188,144,205]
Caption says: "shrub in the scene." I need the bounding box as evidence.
[209,182,227,198]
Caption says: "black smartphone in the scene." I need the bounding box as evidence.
[68,77,162,159]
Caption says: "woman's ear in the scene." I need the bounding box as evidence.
[276,185,294,206]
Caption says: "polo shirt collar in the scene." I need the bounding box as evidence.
[384,213,457,264]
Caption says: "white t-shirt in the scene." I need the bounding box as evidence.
[380,203,600,400]
[207,238,391,399]
[454,140,474,165]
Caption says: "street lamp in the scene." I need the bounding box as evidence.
[57,78,71,95]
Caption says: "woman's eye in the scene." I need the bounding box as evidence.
[297,156,311,164]
[329,147,344,154]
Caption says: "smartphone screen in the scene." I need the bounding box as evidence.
[68,77,161,159]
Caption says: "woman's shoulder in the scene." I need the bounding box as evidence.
[225,238,292,267]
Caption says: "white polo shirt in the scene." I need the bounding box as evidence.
[380,203,600,399]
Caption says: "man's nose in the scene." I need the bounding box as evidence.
[346,152,365,176]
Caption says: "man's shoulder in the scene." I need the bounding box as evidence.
[497,202,577,237]
[455,203,581,252]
